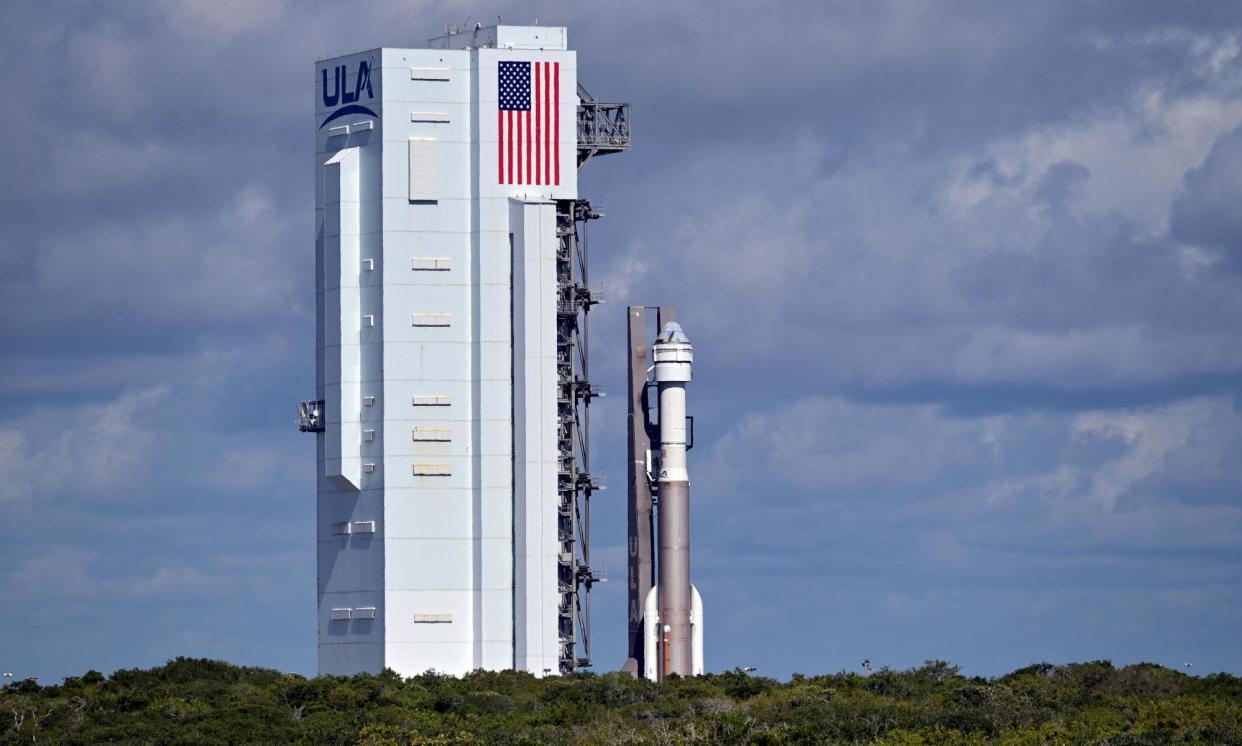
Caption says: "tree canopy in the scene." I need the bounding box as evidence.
[3,658,1240,744]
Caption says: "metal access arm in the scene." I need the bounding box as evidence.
[578,83,630,171]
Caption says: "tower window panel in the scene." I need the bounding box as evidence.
[412,462,451,476]
[408,138,440,202]
[412,427,452,442]
[412,394,451,406]
[411,257,450,271]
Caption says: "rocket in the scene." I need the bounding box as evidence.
[642,322,704,679]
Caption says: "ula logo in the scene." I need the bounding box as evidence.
[319,59,376,130]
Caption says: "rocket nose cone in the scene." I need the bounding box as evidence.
[658,322,690,344]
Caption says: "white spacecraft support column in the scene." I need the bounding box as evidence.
[323,147,363,491]
[511,198,561,677]
[654,322,694,678]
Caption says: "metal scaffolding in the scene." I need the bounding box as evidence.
[577,84,631,171]
[551,88,631,674]
[555,199,603,672]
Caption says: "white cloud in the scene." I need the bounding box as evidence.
[701,394,1242,554]
[3,548,285,602]
[7,185,304,336]
[0,387,167,503]
[200,438,306,493]
[0,430,28,501]
[702,397,990,496]
[8,547,100,599]
[169,0,290,38]
[1072,400,1213,509]
[946,88,1242,230]
[130,567,229,597]
[598,69,1242,396]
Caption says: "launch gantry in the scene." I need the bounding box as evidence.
[555,94,631,673]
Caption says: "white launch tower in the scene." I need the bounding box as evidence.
[301,25,629,677]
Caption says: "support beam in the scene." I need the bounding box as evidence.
[625,305,675,676]
[626,308,653,672]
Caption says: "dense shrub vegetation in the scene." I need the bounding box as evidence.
[3,658,1240,744]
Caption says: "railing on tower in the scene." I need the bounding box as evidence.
[577,83,631,171]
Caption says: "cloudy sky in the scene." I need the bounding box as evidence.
[2,1,1241,682]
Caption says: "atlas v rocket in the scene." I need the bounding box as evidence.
[626,308,705,680]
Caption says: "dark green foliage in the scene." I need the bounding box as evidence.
[2,657,1239,744]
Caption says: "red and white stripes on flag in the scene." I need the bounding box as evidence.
[497,60,559,186]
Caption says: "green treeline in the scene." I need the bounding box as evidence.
[2,658,1240,744]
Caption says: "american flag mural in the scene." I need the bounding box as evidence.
[498,60,559,186]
